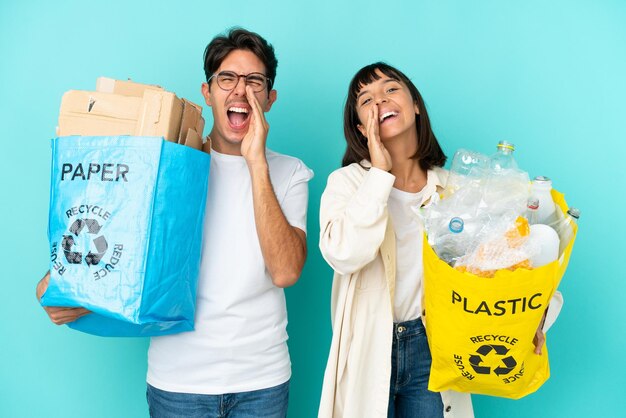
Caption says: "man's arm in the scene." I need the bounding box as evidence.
[36,271,90,325]
[241,86,307,287]
[249,163,307,287]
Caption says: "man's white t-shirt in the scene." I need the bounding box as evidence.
[147,148,313,395]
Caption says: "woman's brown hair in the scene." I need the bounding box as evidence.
[342,62,446,170]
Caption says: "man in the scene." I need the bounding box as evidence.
[36,28,313,417]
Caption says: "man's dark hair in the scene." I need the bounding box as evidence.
[342,62,446,170]
[203,27,278,92]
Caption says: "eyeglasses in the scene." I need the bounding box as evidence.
[207,71,272,93]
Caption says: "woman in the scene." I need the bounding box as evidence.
[318,62,474,417]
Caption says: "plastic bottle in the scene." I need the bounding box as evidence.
[484,141,529,217]
[553,207,580,256]
[525,197,539,225]
[529,224,560,267]
[443,149,489,198]
[530,176,558,225]
[568,208,580,222]
[434,217,468,265]
[449,217,464,233]
[490,141,519,172]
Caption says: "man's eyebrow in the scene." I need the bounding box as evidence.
[356,78,400,100]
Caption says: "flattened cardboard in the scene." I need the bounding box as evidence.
[96,77,163,97]
[195,114,205,141]
[138,90,183,141]
[183,128,203,150]
[202,136,212,154]
[59,90,184,142]
[58,91,141,137]
[58,77,205,148]
[178,99,203,144]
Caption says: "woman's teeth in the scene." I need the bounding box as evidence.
[379,111,398,122]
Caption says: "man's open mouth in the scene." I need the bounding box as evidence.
[227,106,250,128]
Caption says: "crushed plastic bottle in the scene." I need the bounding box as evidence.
[424,144,577,275]
[425,143,531,269]
[432,217,466,265]
[455,216,536,276]
[443,149,489,198]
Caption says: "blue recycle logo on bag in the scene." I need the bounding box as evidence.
[41,136,210,337]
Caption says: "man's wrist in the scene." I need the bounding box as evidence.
[246,158,269,175]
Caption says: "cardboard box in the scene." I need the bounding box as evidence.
[58,78,205,148]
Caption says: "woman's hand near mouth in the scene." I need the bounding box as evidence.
[241,85,270,168]
[366,105,392,172]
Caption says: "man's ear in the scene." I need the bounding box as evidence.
[263,89,277,112]
[201,83,212,107]
[357,123,367,138]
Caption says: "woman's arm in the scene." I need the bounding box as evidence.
[319,166,395,275]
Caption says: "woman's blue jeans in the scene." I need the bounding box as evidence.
[387,318,443,418]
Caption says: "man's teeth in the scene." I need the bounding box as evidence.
[379,111,398,122]
[228,107,249,113]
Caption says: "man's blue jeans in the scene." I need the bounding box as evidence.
[387,318,443,418]
[146,380,289,418]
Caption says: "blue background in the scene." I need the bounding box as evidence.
[1,0,624,417]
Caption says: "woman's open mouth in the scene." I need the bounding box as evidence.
[379,111,398,125]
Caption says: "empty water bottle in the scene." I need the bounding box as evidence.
[531,176,558,225]
[443,149,489,198]
[553,207,580,256]
[433,216,486,266]
[490,141,519,172]
[484,141,529,216]
[526,197,539,225]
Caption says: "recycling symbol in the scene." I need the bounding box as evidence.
[469,344,517,376]
[61,218,108,266]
